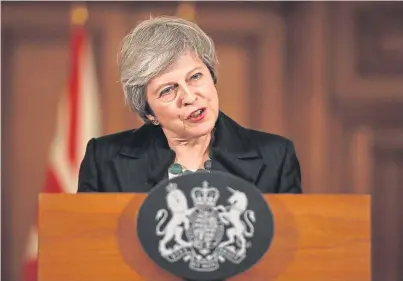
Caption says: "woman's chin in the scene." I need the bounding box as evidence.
[183,120,215,138]
[186,124,214,137]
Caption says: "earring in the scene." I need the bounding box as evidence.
[151,119,159,125]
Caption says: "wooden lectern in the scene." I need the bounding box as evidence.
[38,194,371,281]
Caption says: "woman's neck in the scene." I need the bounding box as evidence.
[166,133,212,170]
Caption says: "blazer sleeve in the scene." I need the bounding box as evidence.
[278,141,302,193]
[77,138,101,192]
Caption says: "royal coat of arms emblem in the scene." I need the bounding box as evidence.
[155,181,256,272]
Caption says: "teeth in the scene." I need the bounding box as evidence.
[190,109,202,118]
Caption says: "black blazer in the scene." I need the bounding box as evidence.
[77,111,302,194]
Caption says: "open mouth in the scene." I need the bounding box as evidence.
[187,108,206,119]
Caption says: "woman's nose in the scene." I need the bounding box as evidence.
[180,85,197,106]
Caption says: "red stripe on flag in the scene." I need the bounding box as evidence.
[23,259,37,281]
[68,27,84,167]
[43,167,63,193]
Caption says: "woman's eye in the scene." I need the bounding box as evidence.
[160,86,173,96]
[191,72,202,80]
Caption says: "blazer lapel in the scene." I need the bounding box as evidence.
[211,149,265,186]
[115,125,175,192]
[211,112,266,186]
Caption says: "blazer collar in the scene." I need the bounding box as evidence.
[210,112,265,184]
[117,111,265,190]
[211,111,261,158]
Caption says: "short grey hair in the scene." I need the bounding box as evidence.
[118,16,218,123]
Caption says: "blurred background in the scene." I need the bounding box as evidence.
[2,1,403,281]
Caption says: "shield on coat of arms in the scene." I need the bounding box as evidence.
[186,206,224,253]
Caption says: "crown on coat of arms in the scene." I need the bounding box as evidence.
[191,181,220,207]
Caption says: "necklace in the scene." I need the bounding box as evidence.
[169,133,214,177]
[169,158,212,176]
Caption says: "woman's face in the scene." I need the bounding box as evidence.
[146,51,219,141]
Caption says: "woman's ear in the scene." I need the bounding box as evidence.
[147,114,160,125]
[144,103,159,125]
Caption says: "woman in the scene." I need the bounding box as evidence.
[77,16,302,194]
